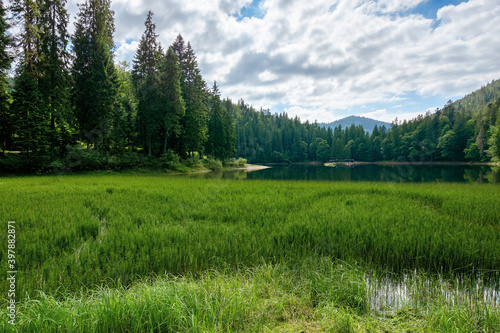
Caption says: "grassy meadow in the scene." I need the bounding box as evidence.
[1,173,499,332]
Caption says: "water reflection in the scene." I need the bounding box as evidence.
[368,272,500,314]
[188,164,500,183]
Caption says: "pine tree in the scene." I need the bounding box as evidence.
[0,0,12,153]
[487,100,500,161]
[159,47,185,154]
[10,0,51,155]
[11,69,50,154]
[207,81,224,159]
[132,11,162,156]
[222,98,235,159]
[72,0,117,149]
[176,39,207,157]
[476,116,485,159]
[112,61,137,153]
[38,0,71,155]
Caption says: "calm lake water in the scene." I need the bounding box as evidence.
[194,164,500,183]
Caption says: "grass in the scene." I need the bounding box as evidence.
[1,258,498,332]
[0,173,499,331]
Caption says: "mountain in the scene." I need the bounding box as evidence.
[319,115,392,134]
[452,79,500,113]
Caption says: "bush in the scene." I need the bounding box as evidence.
[223,157,247,167]
[205,158,223,170]
[223,157,237,167]
[0,153,54,174]
[186,155,203,168]
[159,150,183,171]
[236,157,247,167]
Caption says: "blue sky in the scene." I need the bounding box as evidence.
[411,0,465,18]
[67,0,500,123]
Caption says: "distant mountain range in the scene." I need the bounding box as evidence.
[319,115,392,134]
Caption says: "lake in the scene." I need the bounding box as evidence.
[193,163,500,183]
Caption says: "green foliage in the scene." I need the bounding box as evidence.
[0,176,499,331]
[185,155,203,168]
[207,83,236,160]
[158,47,185,154]
[38,0,72,155]
[204,157,223,170]
[132,11,163,156]
[223,157,247,167]
[1,175,499,303]
[158,149,186,171]
[72,0,117,149]
[232,83,500,163]
[172,36,208,157]
[0,0,12,153]
[11,69,50,154]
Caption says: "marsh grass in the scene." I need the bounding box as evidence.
[0,174,499,331]
[1,258,498,332]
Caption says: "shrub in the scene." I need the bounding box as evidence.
[186,155,203,168]
[159,150,182,171]
[205,158,223,170]
[236,157,247,167]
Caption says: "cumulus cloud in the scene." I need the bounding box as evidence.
[64,0,500,122]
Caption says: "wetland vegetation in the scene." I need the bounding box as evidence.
[1,174,499,332]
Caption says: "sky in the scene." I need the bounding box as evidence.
[65,0,500,123]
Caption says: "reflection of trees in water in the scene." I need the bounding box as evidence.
[485,166,500,184]
[193,165,500,183]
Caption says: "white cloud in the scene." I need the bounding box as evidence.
[115,41,140,64]
[258,70,278,82]
[360,109,426,123]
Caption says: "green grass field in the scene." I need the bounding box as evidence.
[1,174,499,332]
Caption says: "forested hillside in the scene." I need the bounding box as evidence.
[232,82,500,163]
[0,0,499,174]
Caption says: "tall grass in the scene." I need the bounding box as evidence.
[1,258,498,332]
[1,258,365,332]
[0,174,499,301]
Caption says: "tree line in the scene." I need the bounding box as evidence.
[0,0,236,172]
[0,0,499,173]
[233,91,500,164]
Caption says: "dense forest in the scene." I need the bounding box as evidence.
[1,0,500,173]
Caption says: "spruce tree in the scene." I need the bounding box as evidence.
[38,0,71,155]
[72,0,117,150]
[207,81,224,159]
[159,47,185,154]
[112,61,137,153]
[11,70,49,154]
[10,0,51,155]
[0,0,12,153]
[177,40,207,157]
[222,98,235,159]
[132,11,162,156]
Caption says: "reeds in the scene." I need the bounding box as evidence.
[0,174,499,331]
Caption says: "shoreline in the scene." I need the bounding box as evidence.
[341,161,500,166]
[232,164,271,172]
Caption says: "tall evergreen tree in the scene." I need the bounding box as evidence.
[38,0,71,155]
[207,81,224,159]
[159,47,185,154]
[11,70,49,154]
[112,61,137,152]
[222,98,236,159]
[132,11,162,156]
[72,0,117,149]
[10,0,51,155]
[0,0,12,153]
[175,39,208,157]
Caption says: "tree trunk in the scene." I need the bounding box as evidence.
[147,134,152,157]
[163,128,169,154]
